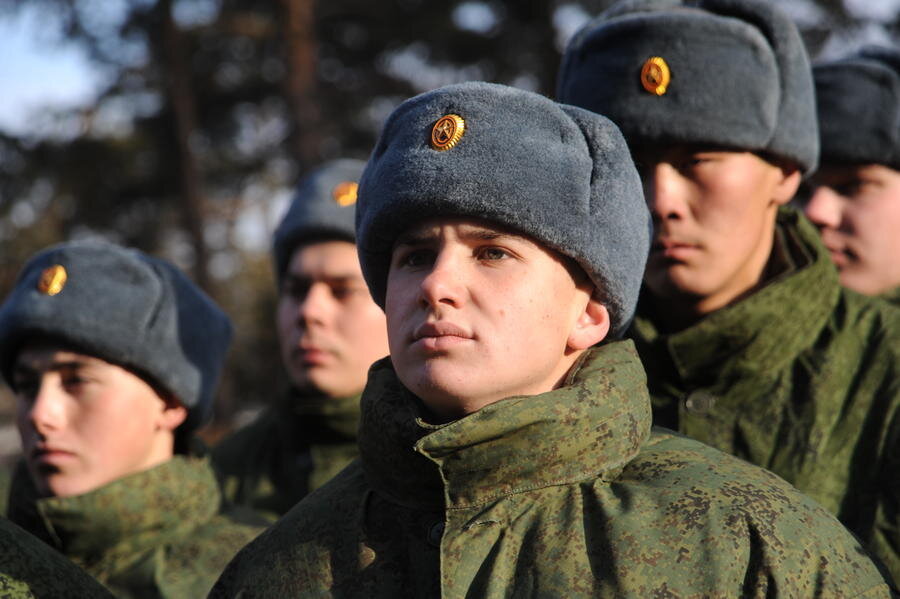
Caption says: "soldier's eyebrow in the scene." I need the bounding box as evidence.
[12,359,89,381]
[394,229,436,247]
[456,228,516,243]
[284,273,363,285]
[394,227,521,248]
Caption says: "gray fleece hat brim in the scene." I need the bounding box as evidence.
[557,0,818,174]
[0,241,232,432]
[272,158,367,282]
[356,81,651,338]
[814,46,900,169]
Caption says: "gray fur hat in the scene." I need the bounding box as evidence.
[557,0,819,174]
[0,240,232,432]
[356,81,651,338]
[814,46,900,169]
[272,159,367,282]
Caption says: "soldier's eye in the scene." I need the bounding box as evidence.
[13,377,39,401]
[330,285,367,301]
[61,374,88,390]
[281,280,311,301]
[478,247,509,261]
[397,248,435,268]
[825,182,857,197]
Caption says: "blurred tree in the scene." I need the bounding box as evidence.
[0,0,896,441]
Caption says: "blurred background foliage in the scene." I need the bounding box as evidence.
[0,0,897,446]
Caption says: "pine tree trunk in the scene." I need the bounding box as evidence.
[279,0,321,173]
[158,0,211,290]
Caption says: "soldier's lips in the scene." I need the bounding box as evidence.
[299,348,332,366]
[294,343,336,366]
[818,235,853,269]
[412,322,474,352]
[826,249,850,269]
[651,239,701,260]
[31,446,76,466]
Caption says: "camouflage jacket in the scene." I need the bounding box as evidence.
[209,342,892,598]
[211,390,360,520]
[880,286,900,307]
[631,207,900,585]
[0,516,113,598]
[6,455,265,599]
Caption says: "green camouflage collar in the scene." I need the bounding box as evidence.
[8,456,220,573]
[879,285,900,307]
[359,341,651,510]
[631,208,840,385]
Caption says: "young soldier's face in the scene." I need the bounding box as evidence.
[634,146,800,312]
[804,164,900,296]
[277,240,389,398]
[385,218,607,421]
[12,344,186,498]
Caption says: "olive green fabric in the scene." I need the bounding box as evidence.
[210,342,892,598]
[6,455,265,599]
[0,516,113,599]
[631,207,900,585]
[212,391,361,520]
[880,286,900,307]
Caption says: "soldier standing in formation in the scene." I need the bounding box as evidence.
[557,0,900,584]
[0,241,265,598]
[212,159,389,520]
[804,46,900,306]
[209,81,892,597]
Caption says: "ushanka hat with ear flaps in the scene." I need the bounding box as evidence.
[557,0,819,174]
[355,81,651,338]
[272,158,367,283]
[0,240,233,432]
[814,45,900,170]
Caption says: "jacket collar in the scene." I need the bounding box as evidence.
[8,456,220,571]
[879,285,900,307]
[277,388,362,445]
[358,341,651,510]
[631,207,840,385]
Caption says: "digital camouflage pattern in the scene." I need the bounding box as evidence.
[631,207,900,586]
[0,516,113,599]
[6,455,265,599]
[210,342,892,598]
[212,391,361,520]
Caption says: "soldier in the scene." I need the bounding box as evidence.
[0,241,265,598]
[212,159,389,519]
[557,0,900,584]
[803,46,900,305]
[209,82,892,597]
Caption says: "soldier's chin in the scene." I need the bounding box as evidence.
[644,264,714,300]
[398,372,489,423]
[33,471,89,499]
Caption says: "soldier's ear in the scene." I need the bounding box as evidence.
[773,164,802,206]
[567,296,610,350]
[156,396,188,432]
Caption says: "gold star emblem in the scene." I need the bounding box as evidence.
[332,181,359,206]
[37,265,67,296]
[430,114,466,151]
[641,56,671,96]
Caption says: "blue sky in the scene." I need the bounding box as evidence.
[0,5,103,136]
